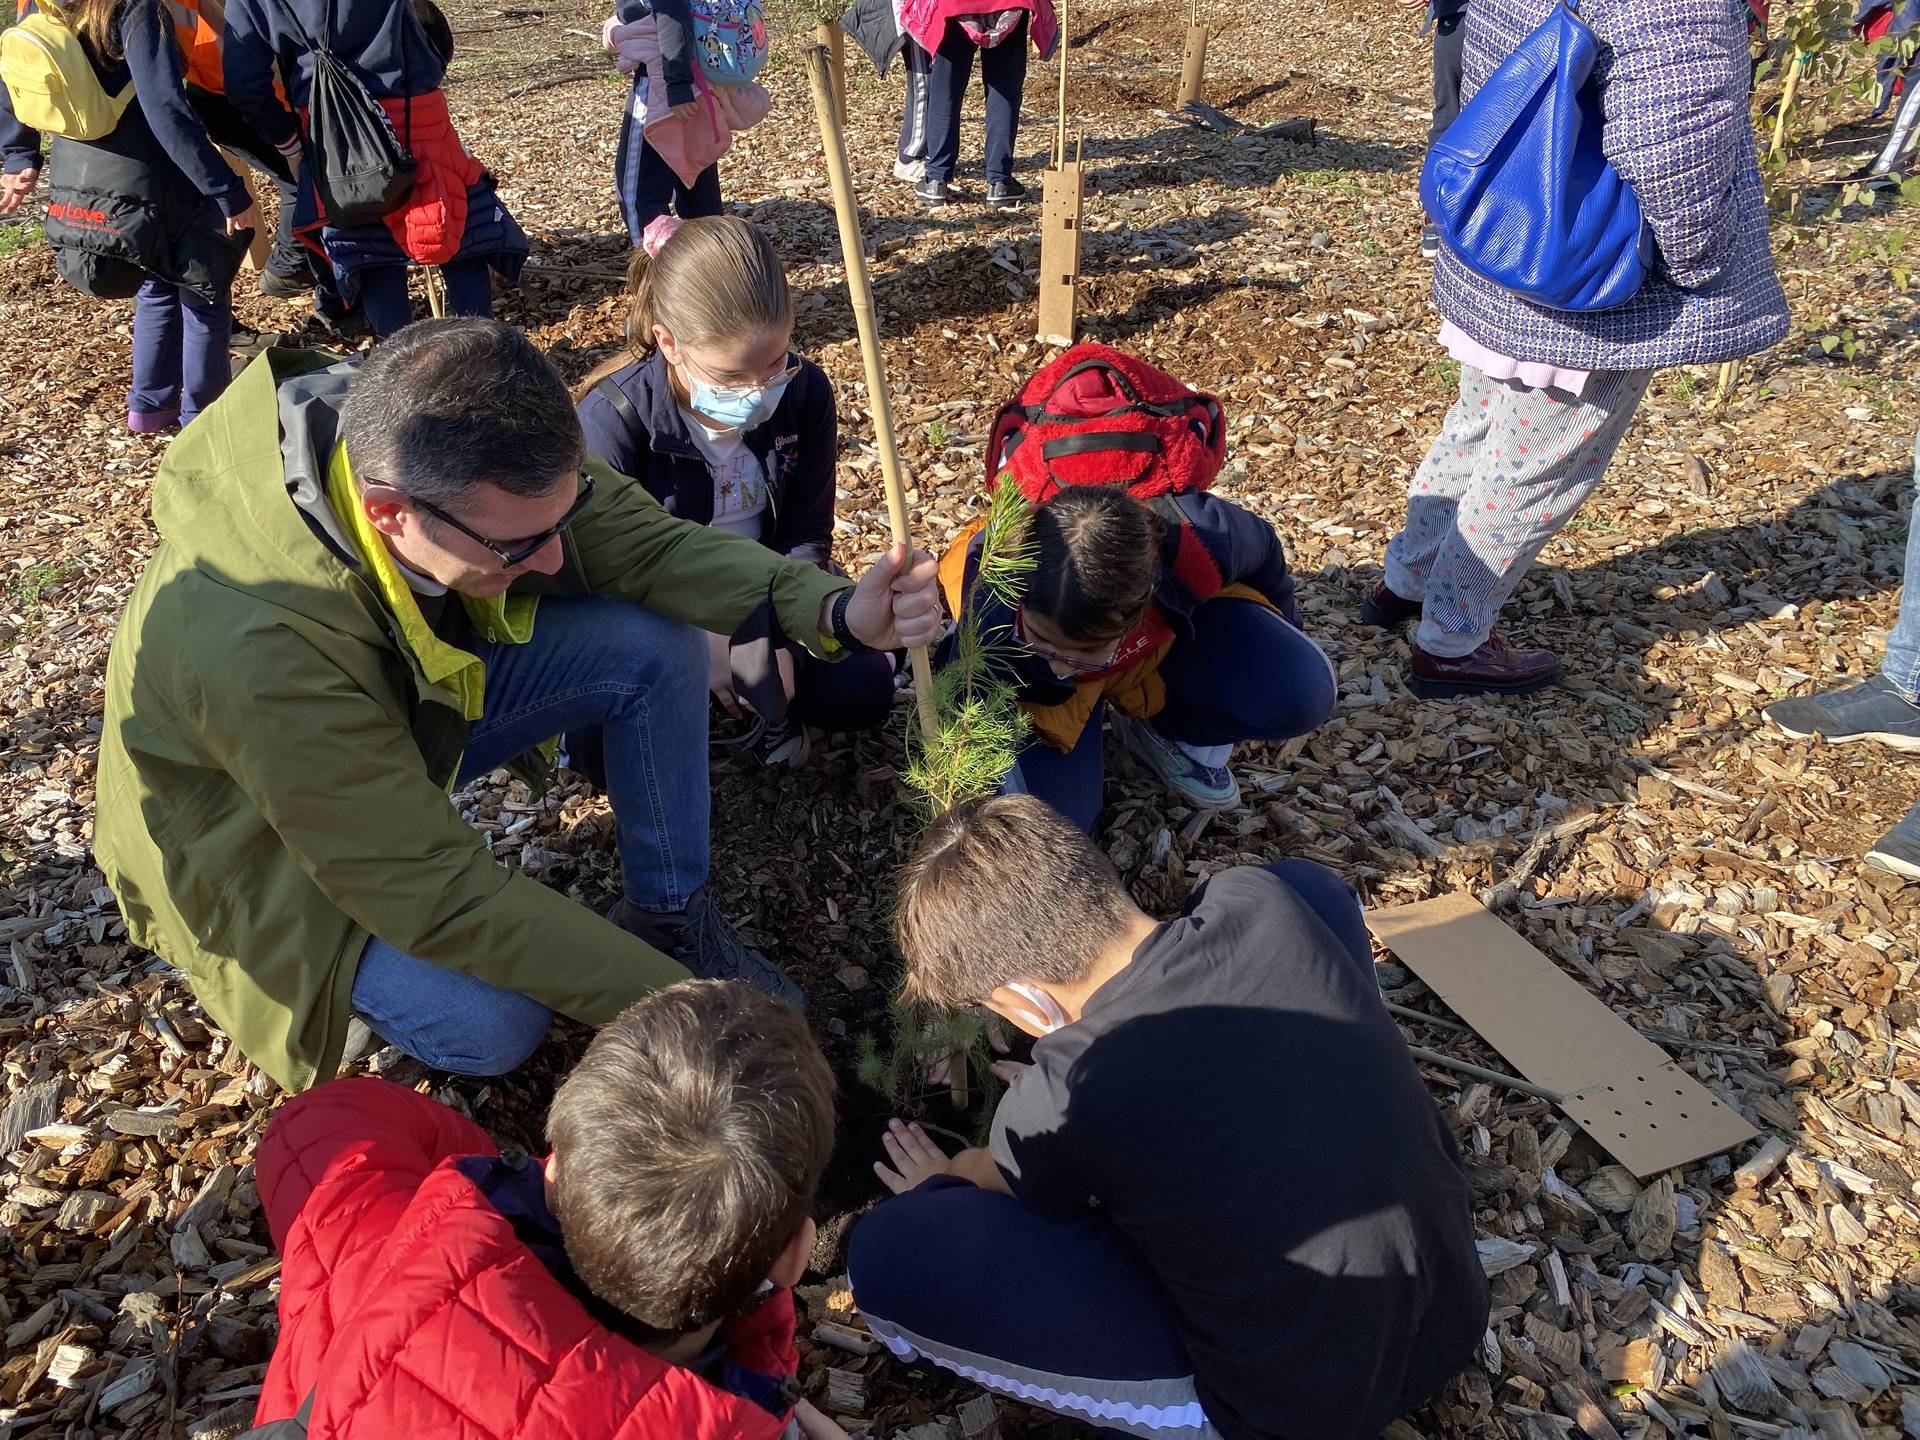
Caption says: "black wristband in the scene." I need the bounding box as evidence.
[830,587,870,652]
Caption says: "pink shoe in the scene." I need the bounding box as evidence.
[127,409,180,434]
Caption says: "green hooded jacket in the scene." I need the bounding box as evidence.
[93,349,848,1092]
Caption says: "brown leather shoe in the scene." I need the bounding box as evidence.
[1360,581,1422,629]
[1410,632,1562,698]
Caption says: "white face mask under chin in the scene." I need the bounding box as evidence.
[1006,981,1070,1036]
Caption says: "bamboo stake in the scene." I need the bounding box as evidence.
[803,46,939,747]
[1711,357,1742,410]
[1769,49,1806,160]
[1054,0,1070,167]
[815,22,848,127]
[425,266,447,319]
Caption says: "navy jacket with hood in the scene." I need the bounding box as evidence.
[576,348,838,572]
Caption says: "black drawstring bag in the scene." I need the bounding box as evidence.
[271,0,416,226]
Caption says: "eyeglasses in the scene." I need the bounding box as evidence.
[1013,605,1128,674]
[381,473,596,569]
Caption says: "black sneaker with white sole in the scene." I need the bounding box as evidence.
[1867,797,1920,881]
[987,178,1027,208]
[1420,223,1441,260]
[1762,674,1920,753]
[916,177,951,206]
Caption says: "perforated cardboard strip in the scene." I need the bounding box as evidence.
[1367,892,1757,1178]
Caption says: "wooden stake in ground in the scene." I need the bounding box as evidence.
[1036,0,1083,345]
[802,46,939,747]
[425,266,448,319]
[815,21,849,126]
[1177,0,1208,109]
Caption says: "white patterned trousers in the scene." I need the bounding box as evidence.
[1383,365,1653,657]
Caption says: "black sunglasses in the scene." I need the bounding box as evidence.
[376,473,596,569]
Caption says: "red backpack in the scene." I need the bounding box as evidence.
[987,343,1227,504]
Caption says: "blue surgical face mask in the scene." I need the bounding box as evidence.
[688,366,795,432]
[1005,981,1071,1036]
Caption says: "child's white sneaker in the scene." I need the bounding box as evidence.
[894,157,927,183]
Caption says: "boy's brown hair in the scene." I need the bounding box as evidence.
[896,794,1140,1008]
[545,981,835,1335]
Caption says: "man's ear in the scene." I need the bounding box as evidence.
[985,984,1052,1039]
[767,1215,815,1290]
[360,484,412,541]
[543,1153,559,1186]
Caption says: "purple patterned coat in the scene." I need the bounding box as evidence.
[1432,0,1791,370]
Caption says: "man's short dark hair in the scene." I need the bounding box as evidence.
[340,317,585,506]
[545,981,836,1336]
[895,794,1140,1007]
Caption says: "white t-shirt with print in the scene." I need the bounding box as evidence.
[681,409,769,539]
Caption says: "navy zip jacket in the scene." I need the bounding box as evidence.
[0,0,249,216]
[947,490,1299,708]
[576,348,838,571]
[613,0,697,109]
[221,0,446,152]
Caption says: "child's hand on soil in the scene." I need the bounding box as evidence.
[874,1118,951,1194]
[793,1399,851,1440]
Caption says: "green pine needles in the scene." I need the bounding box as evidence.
[859,474,1037,1126]
[901,475,1036,818]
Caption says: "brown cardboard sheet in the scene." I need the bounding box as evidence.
[1367,892,1757,1178]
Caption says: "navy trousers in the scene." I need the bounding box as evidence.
[1008,598,1338,833]
[924,15,1027,185]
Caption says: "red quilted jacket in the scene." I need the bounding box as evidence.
[252,1078,799,1440]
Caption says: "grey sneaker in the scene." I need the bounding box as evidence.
[1110,712,1241,810]
[611,886,805,1009]
[1866,797,1920,881]
[1763,675,1920,753]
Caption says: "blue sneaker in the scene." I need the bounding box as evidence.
[1867,798,1920,881]
[1763,675,1920,753]
[1110,712,1241,810]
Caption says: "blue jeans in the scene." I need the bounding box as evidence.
[1883,431,1920,703]
[130,275,232,425]
[848,860,1367,1440]
[350,595,709,1074]
[926,14,1027,184]
[1007,600,1338,832]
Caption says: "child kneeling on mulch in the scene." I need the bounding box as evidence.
[245,981,849,1440]
[849,794,1492,1440]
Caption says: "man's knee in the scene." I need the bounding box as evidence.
[426,994,553,1076]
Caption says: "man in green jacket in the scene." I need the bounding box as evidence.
[94,319,943,1092]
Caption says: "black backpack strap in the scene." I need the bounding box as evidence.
[593,376,644,434]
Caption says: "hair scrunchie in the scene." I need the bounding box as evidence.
[641,214,683,259]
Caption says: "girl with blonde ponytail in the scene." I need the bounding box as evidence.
[576,214,897,766]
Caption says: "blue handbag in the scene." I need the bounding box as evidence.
[1419,1,1649,312]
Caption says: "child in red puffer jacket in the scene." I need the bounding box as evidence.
[248,982,846,1440]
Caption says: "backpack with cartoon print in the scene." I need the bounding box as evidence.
[690,0,767,83]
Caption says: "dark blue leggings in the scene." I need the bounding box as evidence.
[849,858,1368,1440]
[925,14,1027,184]
[357,258,496,338]
[1011,599,1338,832]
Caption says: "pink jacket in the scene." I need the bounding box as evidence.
[602,15,772,190]
[901,0,1058,58]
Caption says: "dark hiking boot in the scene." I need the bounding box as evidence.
[610,886,805,1010]
[916,176,952,206]
[1410,632,1562,698]
[1360,581,1422,629]
[986,178,1028,208]
[1763,675,1920,753]
[1867,798,1920,881]
[258,267,313,299]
